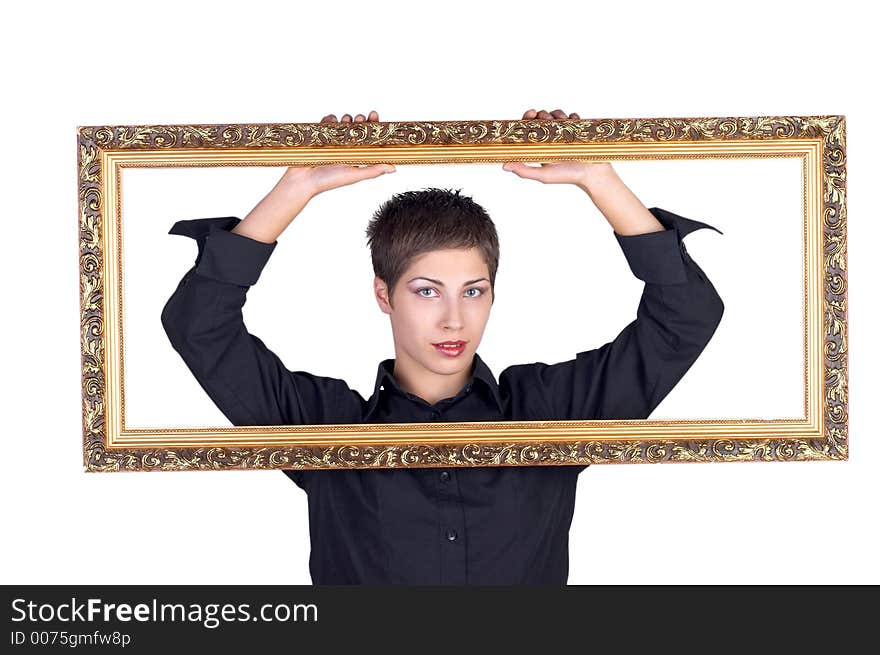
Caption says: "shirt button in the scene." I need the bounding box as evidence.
[446,528,458,542]
[430,410,440,419]
[440,470,450,482]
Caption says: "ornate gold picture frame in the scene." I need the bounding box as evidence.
[78,114,847,472]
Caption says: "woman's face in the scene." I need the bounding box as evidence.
[375,247,493,383]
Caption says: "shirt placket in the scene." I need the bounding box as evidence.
[414,396,467,585]
[437,460,467,584]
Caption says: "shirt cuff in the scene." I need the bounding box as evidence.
[168,216,278,287]
[613,207,723,284]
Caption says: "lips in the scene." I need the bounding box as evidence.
[433,340,467,357]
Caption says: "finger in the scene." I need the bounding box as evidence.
[354,114,366,122]
[320,114,337,123]
[502,162,549,182]
[522,109,537,119]
[353,163,395,172]
[570,112,580,119]
[341,113,353,122]
[550,109,567,119]
[502,162,534,175]
[536,109,552,119]
[368,110,379,121]
[358,163,396,179]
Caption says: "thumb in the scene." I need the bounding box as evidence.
[364,163,395,175]
[356,163,396,180]
[503,162,540,178]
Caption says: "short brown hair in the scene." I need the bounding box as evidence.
[365,187,500,307]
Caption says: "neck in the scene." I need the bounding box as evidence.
[392,353,474,405]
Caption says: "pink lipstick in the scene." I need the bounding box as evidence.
[433,340,466,357]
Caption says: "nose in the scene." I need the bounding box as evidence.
[440,297,464,331]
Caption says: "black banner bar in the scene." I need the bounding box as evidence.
[1,585,870,652]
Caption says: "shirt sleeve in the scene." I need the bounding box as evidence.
[160,217,364,488]
[499,206,725,426]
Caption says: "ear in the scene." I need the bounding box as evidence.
[374,276,393,314]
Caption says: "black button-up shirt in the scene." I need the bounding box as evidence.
[161,206,724,584]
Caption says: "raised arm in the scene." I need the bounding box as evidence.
[161,212,358,428]
[500,205,724,422]
[500,114,724,422]
[161,112,396,430]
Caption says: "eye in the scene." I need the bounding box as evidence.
[465,287,489,298]
[416,287,438,298]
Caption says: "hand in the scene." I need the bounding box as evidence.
[283,110,396,197]
[502,108,611,187]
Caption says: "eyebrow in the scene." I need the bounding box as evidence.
[407,276,489,287]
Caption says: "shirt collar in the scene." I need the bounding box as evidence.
[363,352,503,420]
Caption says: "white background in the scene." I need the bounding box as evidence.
[1,0,875,584]
[124,159,802,427]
